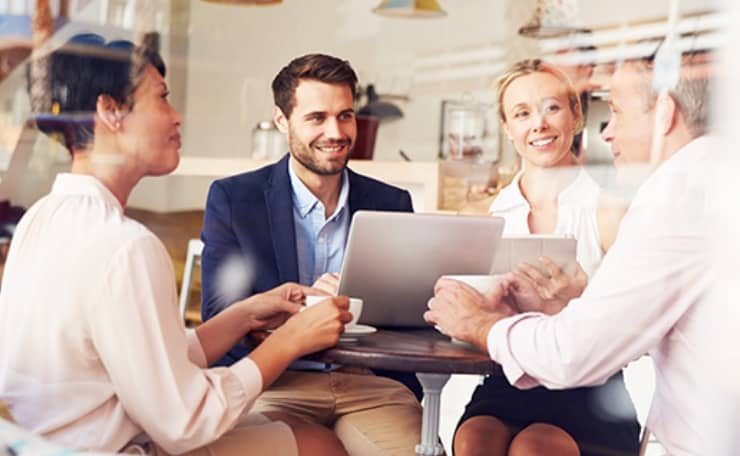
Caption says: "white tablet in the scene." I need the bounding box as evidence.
[490,235,578,276]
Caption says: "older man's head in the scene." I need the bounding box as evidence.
[601,50,713,168]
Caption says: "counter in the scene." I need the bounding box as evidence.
[128,156,443,212]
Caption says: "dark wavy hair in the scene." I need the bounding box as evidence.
[271,53,357,118]
[30,33,166,152]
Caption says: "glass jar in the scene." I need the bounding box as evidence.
[250,121,286,160]
[439,99,498,163]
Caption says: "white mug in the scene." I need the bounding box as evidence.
[305,295,363,326]
[439,274,502,294]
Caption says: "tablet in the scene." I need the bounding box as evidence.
[490,235,578,276]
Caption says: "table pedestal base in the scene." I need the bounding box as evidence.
[415,372,451,456]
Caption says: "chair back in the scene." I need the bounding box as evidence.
[178,238,204,323]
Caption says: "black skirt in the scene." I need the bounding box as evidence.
[457,372,641,456]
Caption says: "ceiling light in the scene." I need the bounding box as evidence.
[201,0,282,6]
[519,0,587,38]
[373,0,446,18]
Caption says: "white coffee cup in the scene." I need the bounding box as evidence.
[439,274,503,294]
[305,295,363,326]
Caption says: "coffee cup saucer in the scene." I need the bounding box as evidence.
[344,324,377,335]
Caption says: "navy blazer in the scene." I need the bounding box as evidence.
[201,154,414,366]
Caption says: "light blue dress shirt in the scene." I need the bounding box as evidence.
[287,158,349,371]
[288,157,350,286]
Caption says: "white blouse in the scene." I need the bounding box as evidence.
[0,174,262,454]
[489,168,603,276]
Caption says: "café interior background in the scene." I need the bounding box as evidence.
[2,2,740,453]
[0,0,723,214]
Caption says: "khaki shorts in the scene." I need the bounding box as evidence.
[252,369,422,456]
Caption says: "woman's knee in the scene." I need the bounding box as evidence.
[508,423,579,456]
[291,421,347,456]
[454,415,514,456]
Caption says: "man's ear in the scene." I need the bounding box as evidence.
[96,95,123,132]
[658,93,678,136]
[273,106,289,134]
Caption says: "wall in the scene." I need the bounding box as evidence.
[181,0,531,164]
[132,0,533,211]
[1,0,722,211]
[180,0,718,164]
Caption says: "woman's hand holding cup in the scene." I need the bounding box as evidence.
[275,296,353,356]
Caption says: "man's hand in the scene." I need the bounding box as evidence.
[506,258,587,315]
[518,257,588,302]
[311,273,341,296]
[424,277,517,353]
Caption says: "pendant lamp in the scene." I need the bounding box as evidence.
[373,0,446,18]
[518,0,587,38]
[201,0,282,5]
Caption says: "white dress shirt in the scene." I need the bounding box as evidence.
[0,174,262,454]
[487,137,717,455]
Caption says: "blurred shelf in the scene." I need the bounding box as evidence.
[172,156,442,212]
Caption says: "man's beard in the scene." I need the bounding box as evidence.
[288,132,352,176]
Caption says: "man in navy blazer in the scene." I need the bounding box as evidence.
[201,153,413,359]
[200,53,422,455]
[201,155,414,324]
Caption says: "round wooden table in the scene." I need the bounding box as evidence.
[307,328,501,456]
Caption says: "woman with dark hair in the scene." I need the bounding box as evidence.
[0,34,350,456]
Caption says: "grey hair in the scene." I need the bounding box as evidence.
[626,50,712,137]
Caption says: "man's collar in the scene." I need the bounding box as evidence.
[288,156,349,219]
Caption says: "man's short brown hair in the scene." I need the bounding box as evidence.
[271,53,358,118]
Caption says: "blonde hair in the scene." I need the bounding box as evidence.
[495,59,584,133]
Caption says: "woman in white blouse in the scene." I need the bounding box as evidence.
[0,34,350,455]
[453,60,640,456]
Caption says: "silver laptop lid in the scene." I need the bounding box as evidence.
[338,211,504,328]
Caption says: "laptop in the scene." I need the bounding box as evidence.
[337,211,505,328]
